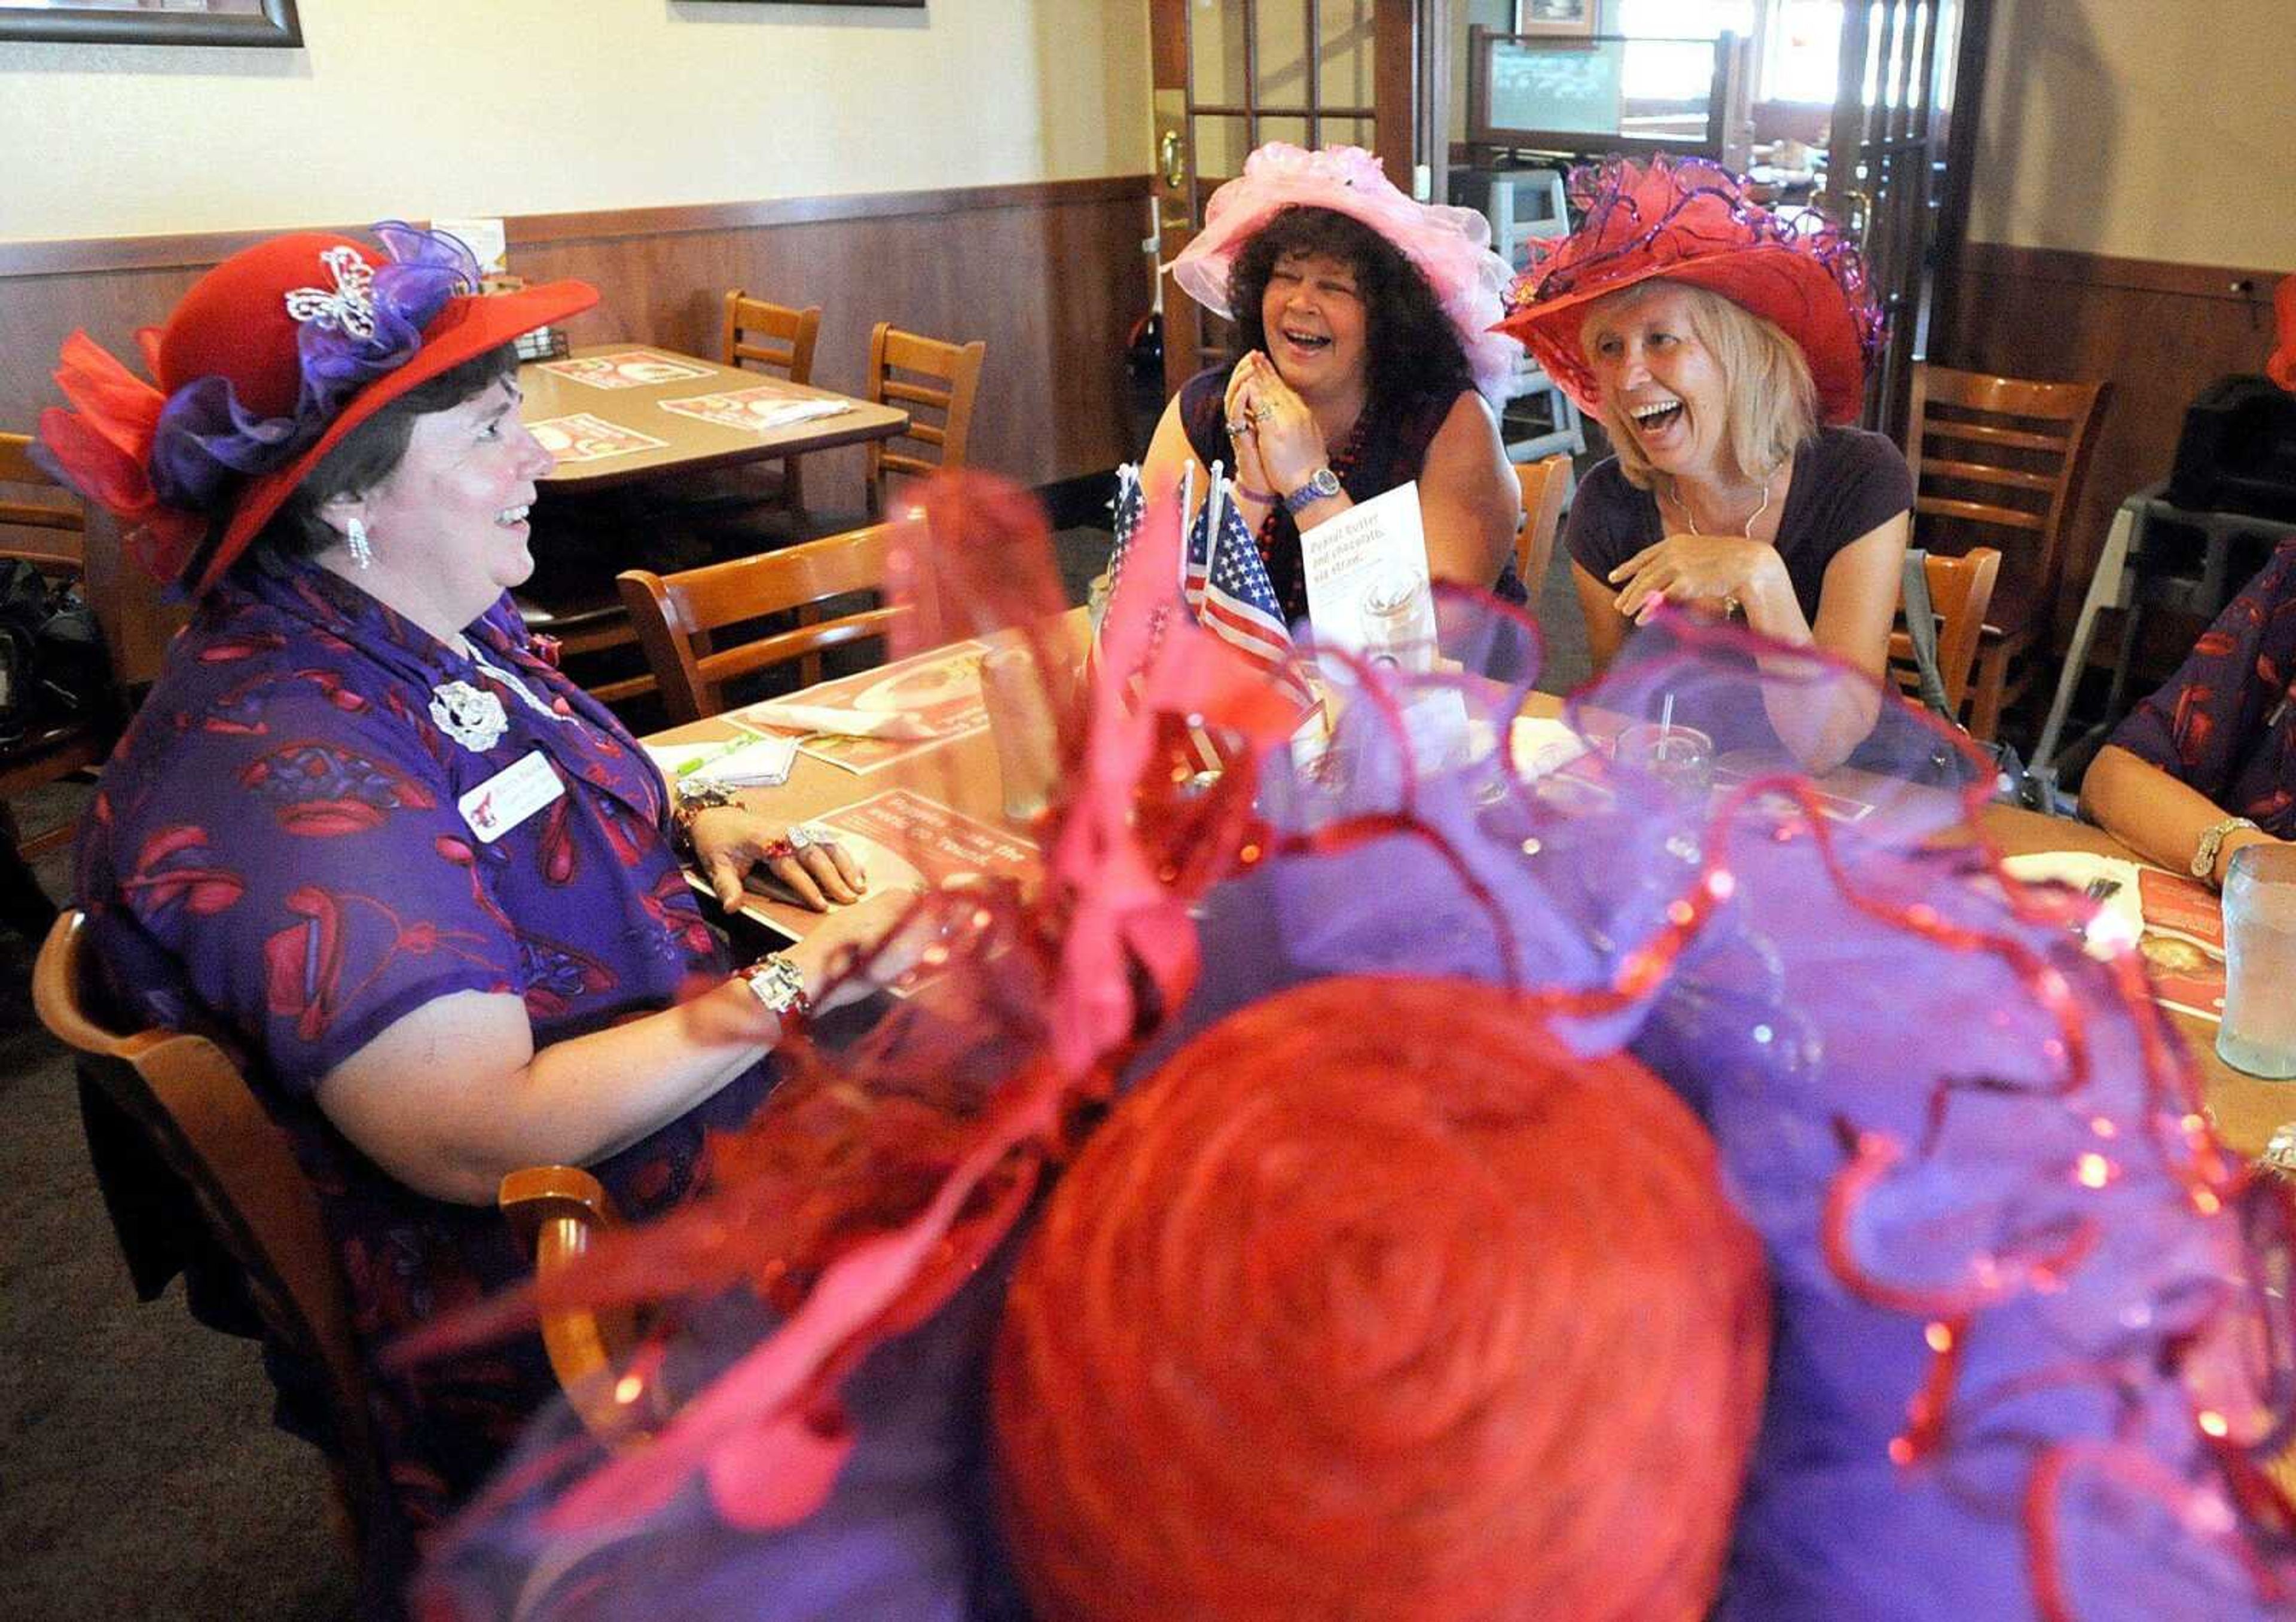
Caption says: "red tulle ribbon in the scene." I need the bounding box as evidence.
[39,328,205,583]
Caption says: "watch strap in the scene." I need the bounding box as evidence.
[737,953,813,1020]
[1282,467,1341,516]
[2191,815,2259,880]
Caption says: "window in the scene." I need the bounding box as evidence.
[1611,0,1845,108]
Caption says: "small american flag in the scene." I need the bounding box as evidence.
[1194,481,1315,714]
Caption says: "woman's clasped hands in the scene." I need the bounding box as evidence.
[1221,351,1326,503]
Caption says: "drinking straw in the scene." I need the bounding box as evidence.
[1659,692,1676,740]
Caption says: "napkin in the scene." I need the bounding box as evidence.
[645,733,799,788]
[746,398,850,430]
[735,701,944,741]
[1998,850,2145,958]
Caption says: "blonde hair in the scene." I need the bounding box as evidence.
[1580,280,1819,499]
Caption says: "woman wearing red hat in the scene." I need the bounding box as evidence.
[1143,143,1525,624]
[37,224,903,1606]
[1499,157,1911,769]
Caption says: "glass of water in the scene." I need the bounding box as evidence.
[2218,842,2296,1080]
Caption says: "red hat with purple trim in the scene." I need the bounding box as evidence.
[1495,156,1884,425]
[38,222,596,596]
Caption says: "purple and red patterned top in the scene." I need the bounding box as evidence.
[2108,535,2296,837]
[74,553,774,1572]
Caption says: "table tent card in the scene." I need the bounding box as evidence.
[1299,481,1438,669]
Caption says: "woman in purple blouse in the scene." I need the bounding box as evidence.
[38,226,906,1606]
[2083,536,2296,886]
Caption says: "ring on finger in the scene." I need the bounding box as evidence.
[1250,403,1277,422]
[760,837,796,862]
[1225,418,1250,437]
[786,821,834,853]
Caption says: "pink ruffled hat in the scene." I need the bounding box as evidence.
[1167,142,1519,402]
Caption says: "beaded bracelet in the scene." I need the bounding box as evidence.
[670,778,738,855]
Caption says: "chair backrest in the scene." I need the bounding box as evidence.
[1,431,87,571]
[1889,545,2002,716]
[864,322,985,515]
[720,291,823,386]
[616,522,907,725]
[1904,364,2105,637]
[30,908,387,1563]
[1512,454,1572,591]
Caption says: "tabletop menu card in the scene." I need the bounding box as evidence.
[524,413,668,464]
[1298,481,1436,668]
[657,385,853,435]
[536,350,715,390]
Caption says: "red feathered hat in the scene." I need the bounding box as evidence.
[1495,156,1884,425]
[39,224,594,596]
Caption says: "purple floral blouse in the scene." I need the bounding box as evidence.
[2108,536,2296,838]
[75,553,774,1574]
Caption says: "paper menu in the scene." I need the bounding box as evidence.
[432,217,508,276]
[1298,482,1436,667]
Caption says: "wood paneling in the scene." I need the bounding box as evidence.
[0,176,1156,508]
[1939,242,2285,658]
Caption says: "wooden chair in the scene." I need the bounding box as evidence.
[0,432,110,935]
[31,907,390,1586]
[714,291,826,525]
[864,323,985,519]
[1889,545,2002,718]
[1905,365,2106,743]
[497,1164,659,1444]
[617,521,905,725]
[1512,454,1573,593]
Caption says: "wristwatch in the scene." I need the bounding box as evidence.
[1281,467,1343,515]
[736,953,814,1021]
[2191,815,2259,882]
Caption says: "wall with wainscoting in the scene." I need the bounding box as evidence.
[1949,0,2295,672]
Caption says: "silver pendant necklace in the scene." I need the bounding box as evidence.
[1680,473,1775,539]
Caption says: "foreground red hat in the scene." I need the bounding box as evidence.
[39,223,596,596]
[1495,156,1883,424]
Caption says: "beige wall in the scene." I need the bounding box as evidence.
[1972,0,2296,267]
[0,0,1153,242]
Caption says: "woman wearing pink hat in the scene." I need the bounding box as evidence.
[37,224,905,1607]
[1500,156,1911,769]
[1144,143,1524,624]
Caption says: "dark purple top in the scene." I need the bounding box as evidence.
[75,554,774,1569]
[1565,426,1913,622]
[1176,366,1526,623]
[2106,536,2296,837]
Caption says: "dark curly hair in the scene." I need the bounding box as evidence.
[1226,205,1474,406]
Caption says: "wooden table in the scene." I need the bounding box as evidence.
[518,344,908,491]
[654,666,2291,1159]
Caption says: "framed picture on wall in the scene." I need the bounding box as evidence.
[1515,0,1598,41]
[0,0,301,47]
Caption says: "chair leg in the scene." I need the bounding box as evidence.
[1967,644,2008,743]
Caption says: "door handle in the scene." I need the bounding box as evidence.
[1159,128,1187,191]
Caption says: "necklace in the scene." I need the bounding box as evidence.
[1679,472,1775,539]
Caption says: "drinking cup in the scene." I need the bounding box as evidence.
[1613,722,1716,803]
[2218,843,2296,1080]
[981,643,1068,824]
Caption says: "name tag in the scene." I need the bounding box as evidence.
[459,749,564,844]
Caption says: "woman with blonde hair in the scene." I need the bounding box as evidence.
[1500,157,1912,769]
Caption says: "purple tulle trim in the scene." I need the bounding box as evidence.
[145,221,479,510]
[1505,155,1886,369]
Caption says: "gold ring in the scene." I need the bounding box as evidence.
[1251,404,1277,422]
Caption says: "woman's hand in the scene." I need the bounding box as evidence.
[781,886,949,1010]
[689,805,865,911]
[1609,533,1785,625]
[1224,352,1328,498]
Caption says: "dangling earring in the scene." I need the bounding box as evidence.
[345,516,373,570]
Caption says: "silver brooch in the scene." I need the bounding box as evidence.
[429,680,510,752]
[283,245,378,340]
